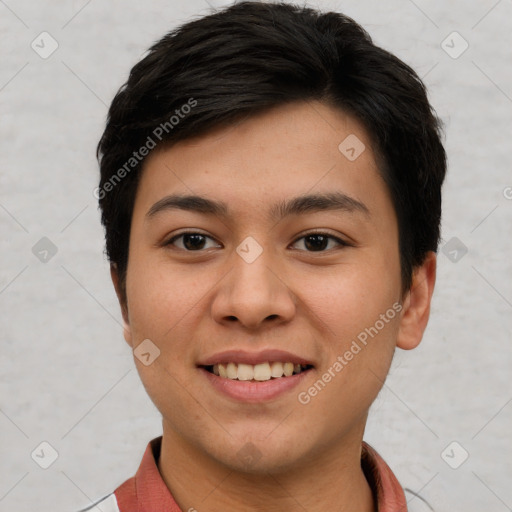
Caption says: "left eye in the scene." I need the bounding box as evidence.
[165,232,346,252]
[291,233,346,252]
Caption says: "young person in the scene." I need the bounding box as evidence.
[87,2,446,510]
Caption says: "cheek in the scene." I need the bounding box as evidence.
[297,260,401,403]
[303,260,400,344]
[124,259,203,416]
[302,309,399,421]
[125,253,204,341]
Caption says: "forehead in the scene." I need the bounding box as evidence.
[133,100,393,225]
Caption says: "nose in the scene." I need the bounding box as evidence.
[211,246,296,331]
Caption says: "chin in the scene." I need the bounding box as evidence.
[207,435,308,476]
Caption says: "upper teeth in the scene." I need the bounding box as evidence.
[212,362,308,381]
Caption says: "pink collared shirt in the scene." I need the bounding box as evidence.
[83,437,414,511]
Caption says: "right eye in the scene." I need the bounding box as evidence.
[165,232,222,251]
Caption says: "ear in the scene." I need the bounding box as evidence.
[110,263,133,347]
[396,251,437,350]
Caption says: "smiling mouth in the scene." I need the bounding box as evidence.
[201,362,314,381]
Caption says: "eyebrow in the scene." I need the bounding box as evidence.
[146,191,370,221]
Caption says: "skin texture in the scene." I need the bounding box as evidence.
[111,100,436,511]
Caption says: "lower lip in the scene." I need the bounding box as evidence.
[199,367,313,403]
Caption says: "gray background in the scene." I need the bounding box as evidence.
[1,0,511,510]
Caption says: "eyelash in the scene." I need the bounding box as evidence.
[164,231,349,252]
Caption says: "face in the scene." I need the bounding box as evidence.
[116,100,410,474]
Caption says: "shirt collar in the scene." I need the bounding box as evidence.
[361,441,409,511]
[115,436,408,511]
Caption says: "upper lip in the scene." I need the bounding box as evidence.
[197,349,314,367]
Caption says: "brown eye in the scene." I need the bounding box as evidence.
[166,232,220,251]
[292,233,347,252]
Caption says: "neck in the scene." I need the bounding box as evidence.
[158,424,376,512]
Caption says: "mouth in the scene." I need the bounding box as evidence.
[197,349,315,402]
[201,361,314,381]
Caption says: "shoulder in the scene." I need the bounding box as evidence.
[76,493,120,512]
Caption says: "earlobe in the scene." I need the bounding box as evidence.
[110,263,133,347]
[396,251,437,350]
